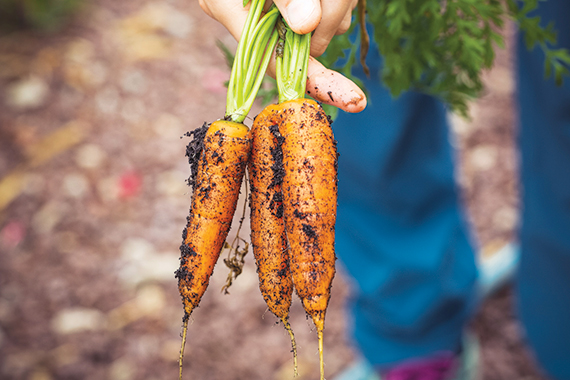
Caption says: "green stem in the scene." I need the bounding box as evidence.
[226,2,279,123]
[276,19,311,103]
[243,9,279,97]
[228,0,263,111]
[235,30,279,120]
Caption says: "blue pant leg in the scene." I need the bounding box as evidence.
[516,2,570,378]
[333,53,478,367]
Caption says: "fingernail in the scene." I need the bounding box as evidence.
[284,0,318,34]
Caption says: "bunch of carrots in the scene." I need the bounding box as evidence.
[175,1,338,379]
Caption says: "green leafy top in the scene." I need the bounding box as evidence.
[318,0,570,116]
[225,0,279,122]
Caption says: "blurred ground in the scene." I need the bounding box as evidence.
[0,1,552,380]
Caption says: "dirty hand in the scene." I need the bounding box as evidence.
[199,0,367,113]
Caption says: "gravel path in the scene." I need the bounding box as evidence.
[0,2,549,379]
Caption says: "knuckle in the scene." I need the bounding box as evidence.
[336,14,352,35]
[336,24,350,36]
[311,43,327,57]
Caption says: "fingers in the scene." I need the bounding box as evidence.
[273,0,322,35]
[337,10,352,36]
[310,0,355,57]
[306,57,367,113]
[273,0,357,57]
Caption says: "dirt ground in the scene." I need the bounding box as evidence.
[0,1,552,379]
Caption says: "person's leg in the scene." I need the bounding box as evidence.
[516,1,570,378]
[333,46,479,369]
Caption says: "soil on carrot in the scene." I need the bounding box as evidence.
[0,2,549,380]
[185,122,209,190]
[268,123,285,190]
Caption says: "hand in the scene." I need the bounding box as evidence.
[199,0,367,113]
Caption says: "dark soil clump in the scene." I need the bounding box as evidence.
[185,122,209,191]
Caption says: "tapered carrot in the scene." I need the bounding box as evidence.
[279,98,337,321]
[279,98,337,380]
[274,20,338,380]
[248,106,298,375]
[176,120,251,317]
[176,119,251,380]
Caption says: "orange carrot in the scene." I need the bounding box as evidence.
[175,120,250,380]
[278,98,337,380]
[176,120,251,318]
[279,98,337,325]
[248,106,298,374]
[251,99,337,379]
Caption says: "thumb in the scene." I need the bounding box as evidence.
[273,0,322,35]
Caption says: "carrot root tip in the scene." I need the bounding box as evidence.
[282,317,299,377]
[179,317,189,380]
[318,328,325,380]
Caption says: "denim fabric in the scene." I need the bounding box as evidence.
[516,1,570,378]
[333,37,478,366]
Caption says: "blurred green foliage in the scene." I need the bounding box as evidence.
[0,0,84,32]
[319,0,570,117]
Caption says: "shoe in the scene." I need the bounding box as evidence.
[332,332,480,380]
[476,241,520,299]
[332,242,520,380]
